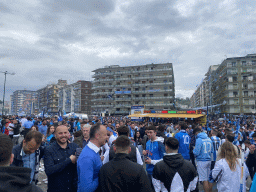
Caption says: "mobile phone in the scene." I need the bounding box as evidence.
[76,148,83,159]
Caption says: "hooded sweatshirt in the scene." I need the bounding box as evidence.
[152,153,198,192]
[0,166,42,192]
[193,132,214,161]
[145,137,165,175]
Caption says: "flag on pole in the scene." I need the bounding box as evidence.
[58,109,63,122]
[239,143,245,192]
[234,118,240,142]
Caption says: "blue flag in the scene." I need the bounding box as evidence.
[234,118,240,143]
[2,126,5,134]
[58,109,63,122]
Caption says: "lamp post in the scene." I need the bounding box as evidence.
[1,71,15,116]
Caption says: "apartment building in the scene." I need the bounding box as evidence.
[190,65,219,109]
[37,80,67,115]
[11,90,38,115]
[58,80,92,115]
[211,54,256,114]
[92,63,175,115]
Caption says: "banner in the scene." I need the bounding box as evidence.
[131,105,144,121]
[199,115,207,126]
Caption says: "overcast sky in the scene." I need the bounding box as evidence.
[0,0,256,101]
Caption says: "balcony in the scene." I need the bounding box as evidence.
[115,111,129,114]
[115,98,132,101]
[115,75,173,81]
[133,82,173,87]
[145,103,173,106]
[93,72,115,77]
[93,68,172,77]
[115,104,131,108]
[132,89,173,93]
[91,98,114,102]
[92,105,114,108]
[92,91,114,96]
[94,78,114,82]
[133,96,173,100]
[92,85,114,89]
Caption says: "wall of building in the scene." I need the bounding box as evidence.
[92,63,175,115]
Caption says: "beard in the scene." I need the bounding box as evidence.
[57,137,68,144]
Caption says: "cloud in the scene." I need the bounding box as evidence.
[1,0,256,102]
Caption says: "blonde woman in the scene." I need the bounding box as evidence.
[212,141,249,192]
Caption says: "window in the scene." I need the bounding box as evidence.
[233,91,238,97]
[85,84,88,87]
[150,94,153,97]
[142,94,146,97]
[233,76,237,82]
[232,62,237,67]
[164,93,168,97]
[242,61,247,66]
[244,91,248,97]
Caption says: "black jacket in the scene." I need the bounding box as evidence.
[73,135,84,148]
[0,166,43,192]
[246,152,256,176]
[9,123,20,135]
[109,142,137,163]
[99,153,153,192]
[153,153,198,192]
[44,141,78,192]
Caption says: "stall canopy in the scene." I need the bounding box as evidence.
[128,113,205,119]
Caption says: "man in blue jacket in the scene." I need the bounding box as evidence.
[175,122,190,160]
[193,128,214,192]
[142,125,165,188]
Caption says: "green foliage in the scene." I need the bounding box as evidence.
[175,97,190,106]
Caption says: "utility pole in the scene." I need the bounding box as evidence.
[0,71,15,116]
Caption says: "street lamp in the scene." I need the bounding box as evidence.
[0,71,15,116]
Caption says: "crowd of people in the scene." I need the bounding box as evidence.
[0,115,256,192]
